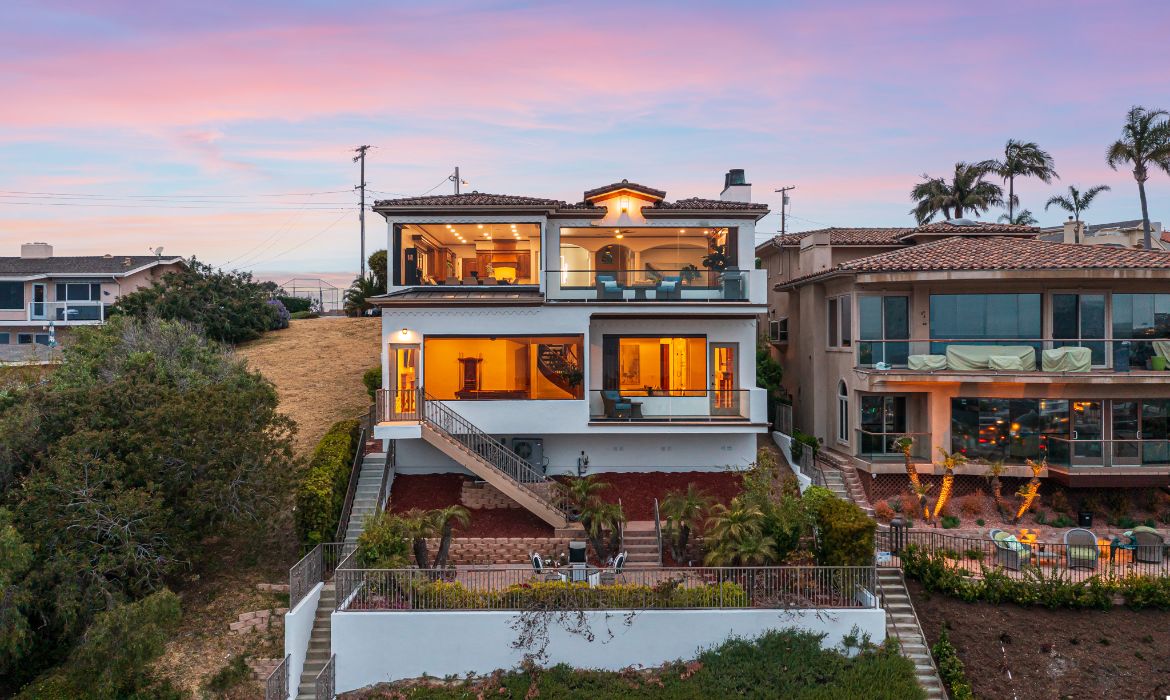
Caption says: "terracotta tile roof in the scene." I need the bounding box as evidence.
[841,236,1170,273]
[556,201,607,211]
[769,228,913,247]
[649,197,769,211]
[908,221,1039,236]
[373,192,567,208]
[582,180,667,201]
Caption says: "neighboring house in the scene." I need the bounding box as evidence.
[0,242,184,351]
[369,171,770,524]
[1038,218,1169,250]
[758,219,1170,488]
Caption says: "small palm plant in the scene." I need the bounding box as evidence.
[430,505,471,569]
[661,484,710,562]
[702,497,773,566]
[1044,185,1111,243]
[984,459,1007,516]
[344,273,380,317]
[998,209,1038,226]
[398,508,437,569]
[561,477,625,561]
[1012,459,1046,524]
[1106,106,1170,250]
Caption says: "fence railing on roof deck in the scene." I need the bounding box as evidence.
[333,565,877,612]
[877,527,1170,583]
[856,337,1169,372]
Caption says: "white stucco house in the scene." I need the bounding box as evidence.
[368,171,770,525]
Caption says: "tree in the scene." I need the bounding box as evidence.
[979,140,1058,220]
[344,273,380,317]
[910,162,1004,224]
[661,484,710,562]
[1044,185,1111,243]
[398,508,437,569]
[997,209,1038,226]
[430,505,471,569]
[931,448,967,523]
[560,477,624,562]
[756,338,783,397]
[703,497,773,566]
[112,258,278,343]
[368,249,388,291]
[1106,106,1170,250]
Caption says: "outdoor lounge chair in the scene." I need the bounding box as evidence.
[656,275,682,300]
[600,390,638,419]
[990,529,1030,571]
[1132,526,1165,564]
[601,551,627,585]
[1064,528,1100,570]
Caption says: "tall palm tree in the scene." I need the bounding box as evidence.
[980,140,1059,220]
[343,273,380,317]
[997,209,1038,226]
[1106,106,1170,250]
[1044,185,1111,243]
[909,162,1004,224]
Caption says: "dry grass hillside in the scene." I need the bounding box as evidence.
[236,316,381,457]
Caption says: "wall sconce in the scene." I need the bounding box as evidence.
[400,328,409,337]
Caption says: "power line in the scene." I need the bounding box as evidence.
[218,193,329,269]
[246,210,352,268]
[0,188,353,199]
[0,200,353,210]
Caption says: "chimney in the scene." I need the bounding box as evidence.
[1062,217,1081,244]
[719,168,751,203]
[798,230,833,274]
[20,242,53,259]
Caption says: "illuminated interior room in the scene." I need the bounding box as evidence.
[423,335,584,400]
[395,223,541,285]
[559,227,734,288]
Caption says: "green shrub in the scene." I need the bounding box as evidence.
[275,295,312,313]
[941,515,961,529]
[204,654,250,693]
[790,429,820,461]
[932,627,973,700]
[290,310,319,320]
[814,496,876,567]
[294,419,361,545]
[363,365,382,401]
[975,518,985,526]
[355,511,411,568]
[1052,513,1074,528]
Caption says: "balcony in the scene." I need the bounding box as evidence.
[24,300,106,324]
[856,338,1170,383]
[544,268,764,303]
[588,389,754,423]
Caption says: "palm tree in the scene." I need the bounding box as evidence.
[430,506,471,569]
[343,273,380,317]
[997,209,1038,226]
[703,496,770,565]
[1106,106,1170,250]
[580,500,625,562]
[398,508,437,569]
[1044,185,1111,244]
[909,162,1004,224]
[980,140,1058,221]
[661,484,710,562]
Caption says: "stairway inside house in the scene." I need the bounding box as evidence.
[535,343,582,395]
[294,582,336,700]
[877,568,946,700]
[418,395,568,529]
[344,452,389,545]
[621,522,661,567]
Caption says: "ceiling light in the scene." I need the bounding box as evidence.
[679,229,686,233]
[477,224,484,229]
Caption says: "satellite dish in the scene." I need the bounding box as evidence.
[151,246,165,257]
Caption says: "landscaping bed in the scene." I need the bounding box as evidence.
[908,578,1170,699]
[388,474,554,537]
[584,471,744,520]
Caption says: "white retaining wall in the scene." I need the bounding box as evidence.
[331,607,886,694]
[772,431,811,492]
[283,582,322,700]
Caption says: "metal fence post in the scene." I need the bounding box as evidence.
[889,518,906,555]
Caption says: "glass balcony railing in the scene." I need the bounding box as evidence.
[1044,437,1170,469]
[545,268,751,302]
[855,429,931,461]
[27,301,106,323]
[857,338,1170,372]
[589,389,750,421]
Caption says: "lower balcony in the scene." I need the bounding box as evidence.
[588,388,755,423]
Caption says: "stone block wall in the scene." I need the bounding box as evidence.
[228,607,288,635]
[459,482,520,509]
[425,537,572,565]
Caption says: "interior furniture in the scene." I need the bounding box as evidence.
[600,390,642,419]
[595,275,623,300]
[990,529,1030,571]
[656,275,682,300]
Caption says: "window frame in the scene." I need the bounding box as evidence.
[858,293,910,366]
[602,334,708,396]
[836,380,849,444]
[827,294,852,349]
[0,281,23,310]
[422,333,584,401]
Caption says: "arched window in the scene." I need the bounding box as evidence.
[837,380,849,444]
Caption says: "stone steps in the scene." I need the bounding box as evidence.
[876,569,945,700]
[293,584,336,700]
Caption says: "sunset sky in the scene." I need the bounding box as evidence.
[2,0,1168,285]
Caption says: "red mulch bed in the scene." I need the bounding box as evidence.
[908,578,1170,699]
[580,471,744,520]
[388,474,554,537]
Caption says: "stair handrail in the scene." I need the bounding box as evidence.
[314,654,336,700]
[652,497,663,565]
[334,410,372,542]
[419,389,568,517]
[617,498,625,553]
[375,438,396,518]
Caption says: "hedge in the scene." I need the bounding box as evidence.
[814,496,876,567]
[275,295,312,313]
[363,365,381,401]
[387,579,749,610]
[931,627,974,700]
[295,419,361,545]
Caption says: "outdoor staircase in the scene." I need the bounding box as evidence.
[820,450,875,517]
[877,568,946,700]
[295,582,336,700]
[621,522,661,567]
[344,452,389,545]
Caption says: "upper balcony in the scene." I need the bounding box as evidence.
[544,267,764,303]
[0,300,107,326]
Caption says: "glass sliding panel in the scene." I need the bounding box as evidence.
[1040,399,1070,466]
[859,296,882,366]
[929,294,1041,354]
[884,296,910,365]
[1142,399,1170,465]
[1112,293,1170,367]
[609,336,705,396]
[1112,400,1140,465]
[710,343,739,416]
[950,398,983,460]
[1071,401,1104,464]
[424,335,584,400]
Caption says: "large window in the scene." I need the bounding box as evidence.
[859,295,908,365]
[558,227,736,288]
[828,295,852,348]
[1053,293,1106,365]
[930,293,1041,354]
[860,395,906,455]
[423,335,583,400]
[602,336,706,396]
[1112,293,1170,367]
[0,282,22,310]
[396,223,541,286]
[950,398,1068,462]
[55,282,102,301]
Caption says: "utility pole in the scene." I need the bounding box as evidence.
[774,186,796,235]
[354,145,370,276]
[449,166,466,194]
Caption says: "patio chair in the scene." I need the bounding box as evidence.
[530,552,544,574]
[1064,528,1100,570]
[990,529,1030,571]
[656,275,682,300]
[595,274,623,300]
[1132,526,1165,564]
[531,552,565,582]
[601,390,633,419]
[600,551,627,585]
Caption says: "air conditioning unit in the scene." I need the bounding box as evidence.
[511,437,545,472]
[769,319,789,344]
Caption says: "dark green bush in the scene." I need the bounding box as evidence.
[941,515,961,529]
[276,295,312,313]
[290,310,319,320]
[355,510,412,568]
[204,654,251,693]
[363,365,382,401]
[931,627,973,700]
[790,429,820,462]
[814,496,876,567]
[295,419,361,545]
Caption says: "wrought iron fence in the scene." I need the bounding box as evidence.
[775,402,793,435]
[290,542,356,610]
[653,497,664,566]
[797,449,827,488]
[877,526,1170,582]
[315,654,335,700]
[264,655,288,700]
[334,565,876,612]
[334,418,370,542]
